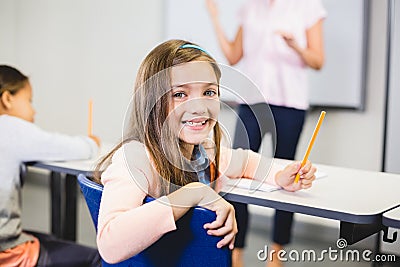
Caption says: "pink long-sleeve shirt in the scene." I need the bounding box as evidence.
[97,140,280,263]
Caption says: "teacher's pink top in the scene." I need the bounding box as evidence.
[237,0,327,109]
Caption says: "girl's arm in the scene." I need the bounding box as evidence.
[206,0,243,65]
[97,146,237,264]
[221,147,316,192]
[167,182,237,249]
[278,19,325,70]
[7,115,97,162]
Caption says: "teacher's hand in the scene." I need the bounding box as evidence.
[206,0,219,19]
[276,30,300,51]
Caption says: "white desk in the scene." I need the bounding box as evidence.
[29,153,400,244]
[383,207,400,229]
[220,159,400,244]
[27,143,114,241]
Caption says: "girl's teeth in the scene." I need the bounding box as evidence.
[186,120,206,126]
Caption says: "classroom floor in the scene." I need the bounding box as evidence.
[21,170,399,267]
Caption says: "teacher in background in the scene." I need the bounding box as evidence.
[206,0,326,266]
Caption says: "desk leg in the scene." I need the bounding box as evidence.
[373,232,381,267]
[50,172,63,238]
[64,174,77,241]
[340,221,382,245]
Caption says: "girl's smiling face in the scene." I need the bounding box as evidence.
[168,61,220,145]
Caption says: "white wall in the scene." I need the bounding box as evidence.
[0,0,17,63]
[1,0,164,143]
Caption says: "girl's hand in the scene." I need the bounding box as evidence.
[89,135,101,147]
[200,189,238,250]
[275,160,316,192]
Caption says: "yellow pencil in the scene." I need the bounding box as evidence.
[88,99,93,136]
[294,111,326,183]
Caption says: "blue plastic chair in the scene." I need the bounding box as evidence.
[77,174,231,267]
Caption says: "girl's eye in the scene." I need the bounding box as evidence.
[204,90,217,97]
[173,92,186,98]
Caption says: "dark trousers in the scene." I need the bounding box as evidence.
[231,103,305,247]
[26,231,101,267]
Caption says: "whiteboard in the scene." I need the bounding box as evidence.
[384,0,400,174]
[164,0,368,109]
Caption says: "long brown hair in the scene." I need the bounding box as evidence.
[95,40,222,194]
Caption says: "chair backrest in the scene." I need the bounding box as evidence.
[77,174,231,267]
[77,174,103,227]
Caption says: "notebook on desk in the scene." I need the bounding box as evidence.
[226,170,328,192]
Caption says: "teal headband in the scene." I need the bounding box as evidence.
[179,44,210,56]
